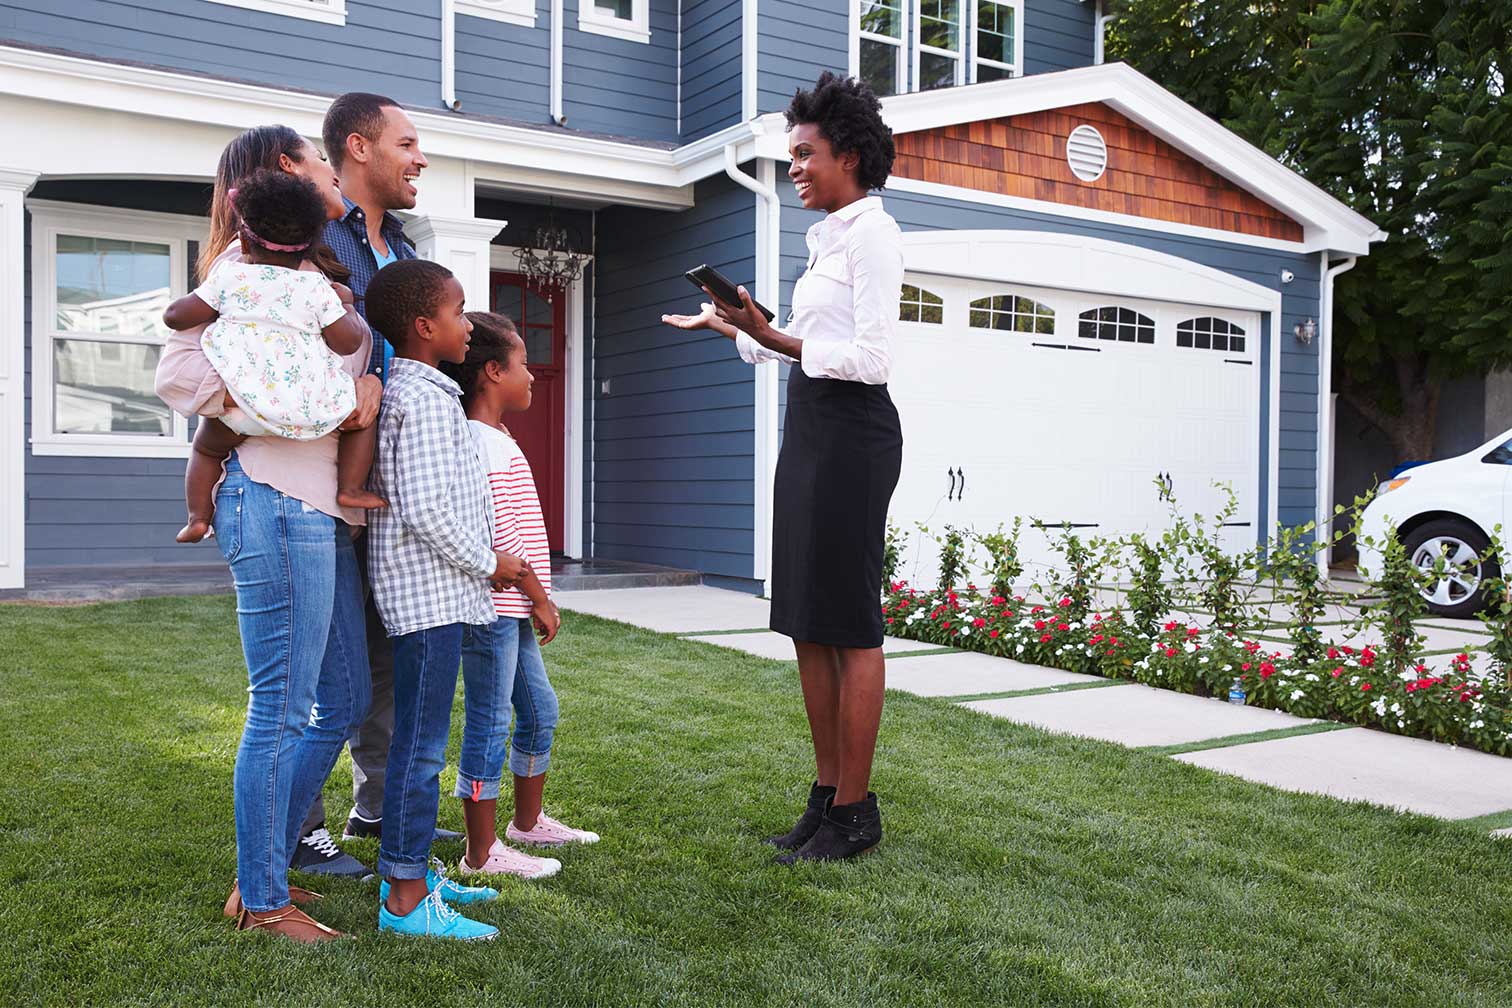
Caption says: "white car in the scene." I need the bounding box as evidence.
[1356,428,1512,618]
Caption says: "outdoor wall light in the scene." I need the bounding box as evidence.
[1294,318,1317,345]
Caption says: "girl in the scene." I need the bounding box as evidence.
[163,167,385,544]
[440,311,599,880]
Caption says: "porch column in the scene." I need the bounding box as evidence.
[0,168,39,589]
[404,214,509,314]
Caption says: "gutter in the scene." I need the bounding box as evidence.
[551,0,566,125]
[441,0,461,111]
[1316,254,1358,573]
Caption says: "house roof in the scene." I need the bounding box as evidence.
[747,62,1384,255]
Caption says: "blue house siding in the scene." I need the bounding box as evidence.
[757,0,847,115]
[22,181,218,568]
[558,0,679,140]
[592,173,758,580]
[0,1,441,109]
[680,0,743,139]
[1023,0,1097,75]
[777,183,1323,532]
[456,8,551,124]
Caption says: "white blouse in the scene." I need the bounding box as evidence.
[734,195,903,385]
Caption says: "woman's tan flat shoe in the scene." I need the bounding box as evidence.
[233,904,345,943]
[223,880,323,919]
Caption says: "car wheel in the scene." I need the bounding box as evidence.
[1401,519,1497,619]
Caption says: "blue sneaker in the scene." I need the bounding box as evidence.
[379,863,499,907]
[378,888,497,941]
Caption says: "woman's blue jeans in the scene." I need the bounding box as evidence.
[216,457,371,912]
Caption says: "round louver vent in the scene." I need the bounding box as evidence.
[1066,124,1108,182]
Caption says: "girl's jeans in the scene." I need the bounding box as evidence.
[217,457,370,912]
[455,616,559,802]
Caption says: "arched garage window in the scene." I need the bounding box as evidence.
[1176,316,1246,352]
[968,293,1055,334]
[1078,306,1154,344]
[899,284,944,323]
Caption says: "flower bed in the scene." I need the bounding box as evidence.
[883,582,1512,756]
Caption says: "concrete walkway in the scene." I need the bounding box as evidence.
[557,585,1512,831]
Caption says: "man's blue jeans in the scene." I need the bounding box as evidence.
[216,457,370,912]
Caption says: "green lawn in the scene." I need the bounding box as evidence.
[3,596,1512,1007]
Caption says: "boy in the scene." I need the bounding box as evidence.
[363,259,531,941]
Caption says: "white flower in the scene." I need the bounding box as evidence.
[1199,656,1209,664]
[1016,644,1025,654]
[960,627,971,636]
[1371,699,1387,716]
[1290,689,1305,701]
[1305,674,1320,682]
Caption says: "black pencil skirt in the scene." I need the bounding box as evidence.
[768,364,904,649]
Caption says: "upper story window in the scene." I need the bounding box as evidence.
[456,0,536,28]
[579,0,651,44]
[28,201,204,458]
[915,0,964,90]
[859,0,907,97]
[971,0,1022,81]
[201,0,346,25]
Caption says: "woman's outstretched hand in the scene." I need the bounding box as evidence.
[661,298,737,340]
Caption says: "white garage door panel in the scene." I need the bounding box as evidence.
[889,274,1261,591]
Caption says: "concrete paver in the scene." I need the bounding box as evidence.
[965,684,1317,748]
[685,631,942,661]
[556,586,770,634]
[886,651,1102,697]
[1174,728,1512,818]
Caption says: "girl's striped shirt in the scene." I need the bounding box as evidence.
[468,420,552,618]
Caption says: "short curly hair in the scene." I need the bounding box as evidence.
[440,311,523,407]
[364,259,456,351]
[784,71,895,191]
[230,167,328,252]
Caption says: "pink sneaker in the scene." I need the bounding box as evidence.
[458,839,561,880]
[506,812,601,847]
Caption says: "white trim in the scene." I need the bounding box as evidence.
[754,159,781,592]
[1317,253,1357,569]
[886,176,1311,254]
[456,0,537,28]
[969,0,1023,82]
[0,169,38,589]
[856,0,907,97]
[200,0,346,25]
[489,244,593,559]
[752,62,1384,254]
[742,0,758,120]
[27,200,206,460]
[578,0,651,43]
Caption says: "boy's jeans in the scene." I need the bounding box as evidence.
[378,621,483,880]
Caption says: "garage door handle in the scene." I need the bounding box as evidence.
[947,467,957,500]
[957,467,966,500]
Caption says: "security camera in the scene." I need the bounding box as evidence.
[1280,270,1295,284]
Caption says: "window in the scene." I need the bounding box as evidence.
[455,0,536,28]
[201,0,346,25]
[971,0,1021,81]
[859,0,906,97]
[579,0,649,43]
[915,0,964,90]
[969,293,1054,334]
[1176,316,1247,353]
[899,284,944,323]
[28,201,205,458]
[1079,306,1155,344]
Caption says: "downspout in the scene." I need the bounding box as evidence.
[441,0,461,111]
[1316,254,1358,574]
[551,0,566,124]
[724,145,781,591]
[1093,0,1106,65]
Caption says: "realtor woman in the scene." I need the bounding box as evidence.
[663,71,904,863]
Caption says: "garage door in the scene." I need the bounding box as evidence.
[888,274,1261,590]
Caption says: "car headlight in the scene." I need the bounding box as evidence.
[1376,476,1411,495]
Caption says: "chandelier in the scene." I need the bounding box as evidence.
[514,209,586,299]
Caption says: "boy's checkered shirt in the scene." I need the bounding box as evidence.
[368,358,497,637]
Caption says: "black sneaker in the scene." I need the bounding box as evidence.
[291,825,374,879]
[341,811,463,844]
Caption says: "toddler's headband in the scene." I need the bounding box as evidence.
[227,186,313,253]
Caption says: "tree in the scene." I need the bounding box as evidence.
[1106,1,1512,460]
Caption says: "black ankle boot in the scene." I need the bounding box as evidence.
[777,792,882,864]
[764,782,836,850]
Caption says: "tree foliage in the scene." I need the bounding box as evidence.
[1107,1,1512,458]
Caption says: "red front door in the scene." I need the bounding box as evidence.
[490,271,566,551]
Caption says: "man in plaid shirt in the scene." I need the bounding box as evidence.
[362,258,528,940]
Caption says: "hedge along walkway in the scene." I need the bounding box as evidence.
[556,587,1512,829]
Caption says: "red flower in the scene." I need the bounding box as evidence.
[1259,662,1275,679]
[990,595,1004,606]
[1360,682,1372,692]
[1034,620,1047,631]
[1040,633,1053,643]
[886,618,894,625]
[1327,647,1340,659]
[1091,634,1105,645]
[1056,623,1068,632]
[1059,597,1073,608]
[1164,621,1180,632]
[1164,647,1177,658]
[989,629,999,639]
[973,617,986,628]
[1241,662,1252,672]
[942,621,951,630]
